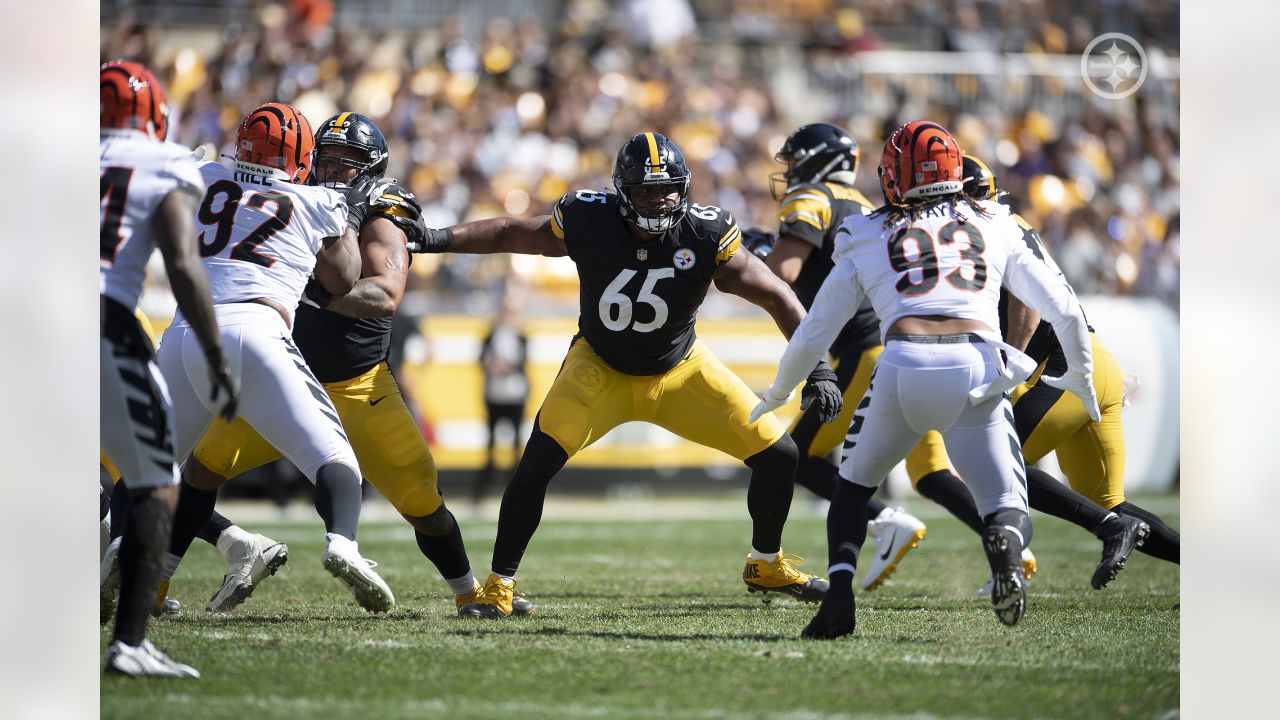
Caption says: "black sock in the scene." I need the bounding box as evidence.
[109,481,131,541]
[314,463,363,540]
[866,494,888,520]
[794,455,837,501]
[113,492,171,647]
[1113,500,1180,564]
[492,427,568,577]
[744,435,799,554]
[916,469,985,535]
[196,510,235,546]
[984,508,1033,548]
[414,510,471,582]
[1025,466,1111,531]
[828,481,877,579]
[168,481,217,558]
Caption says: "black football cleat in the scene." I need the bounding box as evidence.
[982,526,1027,627]
[800,590,856,640]
[1091,515,1150,590]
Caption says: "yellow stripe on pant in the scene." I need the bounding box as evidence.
[193,361,443,517]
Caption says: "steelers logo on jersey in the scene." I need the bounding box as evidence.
[673,248,696,270]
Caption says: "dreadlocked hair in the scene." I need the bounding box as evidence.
[878,194,992,230]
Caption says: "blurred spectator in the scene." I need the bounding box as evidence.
[472,287,530,505]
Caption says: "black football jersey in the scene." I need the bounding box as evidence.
[292,303,392,383]
[551,190,742,375]
[776,181,881,351]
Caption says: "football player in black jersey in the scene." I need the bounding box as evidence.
[951,155,1177,585]
[160,113,531,615]
[410,132,840,618]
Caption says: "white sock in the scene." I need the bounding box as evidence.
[326,533,358,554]
[446,572,478,596]
[215,525,254,558]
[163,552,183,578]
[748,548,779,563]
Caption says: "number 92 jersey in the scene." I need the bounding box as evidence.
[551,190,742,376]
[194,161,348,311]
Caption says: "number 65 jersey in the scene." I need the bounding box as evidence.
[194,161,348,311]
[551,190,742,376]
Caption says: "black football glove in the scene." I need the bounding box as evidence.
[742,227,777,261]
[369,183,428,245]
[801,358,842,423]
[342,174,380,235]
[299,275,334,310]
[406,226,454,254]
[205,350,240,422]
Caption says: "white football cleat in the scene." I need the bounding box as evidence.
[322,536,395,613]
[978,547,1037,596]
[104,639,200,678]
[100,537,122,625]
[206,532,290,613]
[860,507,927,591]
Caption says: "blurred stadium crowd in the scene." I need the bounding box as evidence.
[103,0,1179,314]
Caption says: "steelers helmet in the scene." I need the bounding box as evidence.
[313,112,389,188]
[770,123,859,200]
[961,154,998,201]
[612,132,691,235]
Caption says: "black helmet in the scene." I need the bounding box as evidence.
[612,132,691,235]
[961,154,998,201]
[313,112,389,188]
[770,123,859,200]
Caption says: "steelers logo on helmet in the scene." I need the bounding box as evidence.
[313,112,390,189]
[673,248,696,270]
[613,132,691,235]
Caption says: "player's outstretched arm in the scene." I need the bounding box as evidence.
[410,215,567,257]
[764,234,815,286]
[713,248,806,338]
[153,188,238,419]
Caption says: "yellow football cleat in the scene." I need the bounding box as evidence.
[459,573,522,619]
[455,577,534,617]
[743,551,828,603]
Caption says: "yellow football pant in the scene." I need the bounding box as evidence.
[538,337,786,460]
[193,361,443,517]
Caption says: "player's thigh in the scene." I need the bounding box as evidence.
[1012,379,1080,464]
[1057,400,1127,509]
[791,343,882,460]
[235,331,359,482]
[837,358,924,487]
[946,397,1029,517]
[904,431,952,488]
[100,334,176,490]
[155,323,217,463]
[192,415,281,479]
[537,338,633,458]
[333,367,442,517]
[653,341,785,461]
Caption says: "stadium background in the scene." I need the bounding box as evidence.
[100,0,1179,505]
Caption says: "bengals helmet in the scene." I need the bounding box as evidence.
[235,103,316,184]
[961,154,998,201]
[770,123,859,200]
[612,132,691,235]
[878,121,964,205]
[100,60,170,141]
[313,112,389,188]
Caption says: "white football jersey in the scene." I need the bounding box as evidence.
[100,131,205,310]
[194,160,348,311]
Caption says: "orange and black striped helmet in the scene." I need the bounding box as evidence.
[878,120,964,205]
[235,103,316,184]
[100,59,170,141]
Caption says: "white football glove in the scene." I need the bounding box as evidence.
[748,386,793,424]
[1039,370,1102,422]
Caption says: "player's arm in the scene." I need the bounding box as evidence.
[714,249,807,338]
[152,188,238,418]
[1004,292,1041,352]
[314,180,379,296]
[765,235,815,285]
[320,218,408,318]
[409,215,567,257]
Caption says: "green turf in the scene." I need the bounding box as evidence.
[100,496,1179,719]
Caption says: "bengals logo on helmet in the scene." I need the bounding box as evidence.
[878,120,964,205]
[235,103,316,184]
[100,60,170,141]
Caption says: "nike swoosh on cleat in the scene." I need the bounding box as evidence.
[369,396,387,406]
[879,529,898,561]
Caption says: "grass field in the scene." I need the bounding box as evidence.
[100,495,1179,719]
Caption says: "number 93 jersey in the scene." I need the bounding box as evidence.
[834,199,1043,341]
[194,161,348,310]
[100,134,205,310]
[551,190,742,375]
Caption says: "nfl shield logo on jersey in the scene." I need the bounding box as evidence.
[636,248,648,261]
[673,248,695,270]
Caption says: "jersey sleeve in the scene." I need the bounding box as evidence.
[308,187,349,239]
[1000,221,1092,375]
[159,151,205,199]
[770,253,865,395]
[776,184,832,249]
[712,209,741,266]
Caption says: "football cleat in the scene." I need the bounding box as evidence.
[982,526,1027,627]
[322,537,395,613]
[153,595,181,617]
[100,537,122,625]
[743,551,828,604]
[860,507,927,591]
[104,639,199,678]
[978,547,1036,597]
[800,588,857,640]
[206,534,290,613]
[459,573,523,619]
[1091,514,1150,590]
[455,578,534,617]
